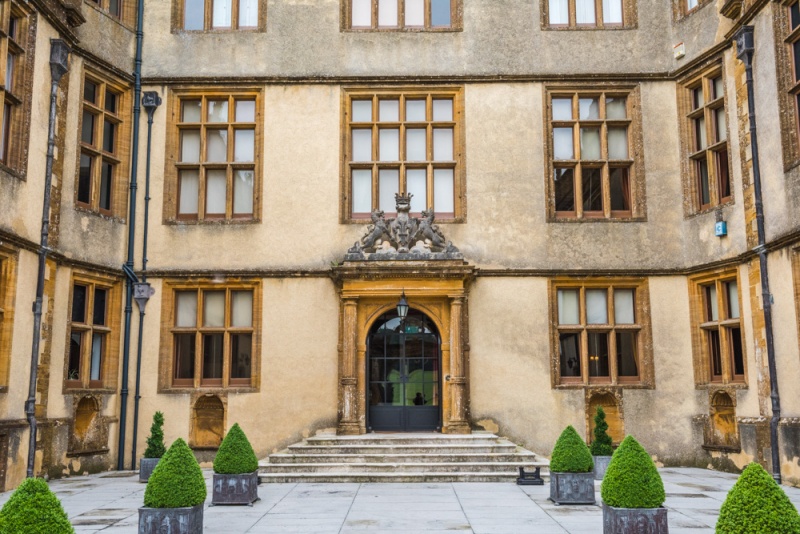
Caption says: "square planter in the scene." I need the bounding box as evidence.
[211,471,259,505]
[593,455,612,480]
[138,458,160,483]
[138,503,203,534]
[602,502,669,534]
[549,471,596,504]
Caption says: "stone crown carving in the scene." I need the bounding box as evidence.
[345,194,462,261]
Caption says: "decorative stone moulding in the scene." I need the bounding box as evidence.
[593,455,612,480]
[720,0,743,19]
[211,472,259,505]
[138,503,203,534]
[138,458,160,483]
[602,503,669,534]
[346,193,463,261]
[549,472,596,504]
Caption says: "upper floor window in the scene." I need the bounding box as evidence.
[787,1,800,143]
[681,69,730,214]
[343,88,464,222]
[676,0,710,19]
[346,0,461,31]
[165,90,261,223]
[689,272,745,386]
[77,72,130,218]
[167,284,259,389]
[66,276,120,390]
[551,279,653,387]
[179,0,264,31]
[545,0,633,29]
[0,1,33,175]
[546,87,644,220]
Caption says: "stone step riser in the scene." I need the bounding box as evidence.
[287,445,519,455]
[265,454,536,464]
[305,437,503,446]
[259,473,550,484]
[260,462,545,474]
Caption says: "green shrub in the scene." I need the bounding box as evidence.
[143,411,166,459]
[590,406,614,457]
[550,425,593,473]
[0,477,74,534]
[601,435,665,509]
[715,463,800,534]
[213,423,259,475]
[144,438,206,508]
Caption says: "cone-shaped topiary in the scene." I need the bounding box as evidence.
[143,411,166,459]
[550,425,594,473]
[0,477,74,533]
[590,406,614,456]
[715,462,800,534]
[144,438,207,508]
[213,423,259,475]
[601,435,665,508]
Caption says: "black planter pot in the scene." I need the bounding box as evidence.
[549,471,596,504]
[211,471,259,505]
[138,503,203,534]
[602,503,669,533]
[593,455,612,480]
[139,458,160,483]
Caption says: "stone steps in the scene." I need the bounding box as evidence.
[259,432,549,483]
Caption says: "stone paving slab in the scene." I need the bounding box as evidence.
[0,467,797,532]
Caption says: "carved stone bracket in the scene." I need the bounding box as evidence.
[346,194,462,261]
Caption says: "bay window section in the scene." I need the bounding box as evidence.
[344,89,463,221]
[170,287,256,388]
[66,278,118,390]
[694,276,745,384]
[555,283,644,385]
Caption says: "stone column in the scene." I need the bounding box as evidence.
[447,296,470,434]
[338,298,360,435]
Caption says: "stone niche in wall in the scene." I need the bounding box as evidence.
[587,391,625,445]
[68,395,110,456]
[703,390,741,452]
[190,395,225,450]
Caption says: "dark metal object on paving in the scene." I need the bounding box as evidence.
[593,455,612,480]
[516,466,544,485]
[138,504,203,534]
[138,458,159,483]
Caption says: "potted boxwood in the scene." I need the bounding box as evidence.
[590,406,614,480]
[601,435,667,533]
[139,438,206,533]
[549,425,596,505]
[716,462,800,533]
[212,423,260,505]
[0,477,74,533]
[139,411,166,482]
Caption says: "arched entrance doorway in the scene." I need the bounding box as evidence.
[367,308,441,432]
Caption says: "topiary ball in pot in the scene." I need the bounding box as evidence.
[550,425,594,473]
[212,423,260,505]
[601,435,665,508]
[715,462,800,534]
[549,425,596,505]
[144,438,206,509]
[0,477,74,534]
[213,423,258,475]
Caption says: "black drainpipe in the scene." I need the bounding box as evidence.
[118,0,146,471]
[130,92,161,470]
[735,26,782,484]
[25,40,70,479]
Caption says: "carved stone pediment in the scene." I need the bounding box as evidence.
[345,194,462,261]
[720,0,743,19]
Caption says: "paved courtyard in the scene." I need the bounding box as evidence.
[1,467,798,533]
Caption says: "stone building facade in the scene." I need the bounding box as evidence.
[0,0,798,491]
